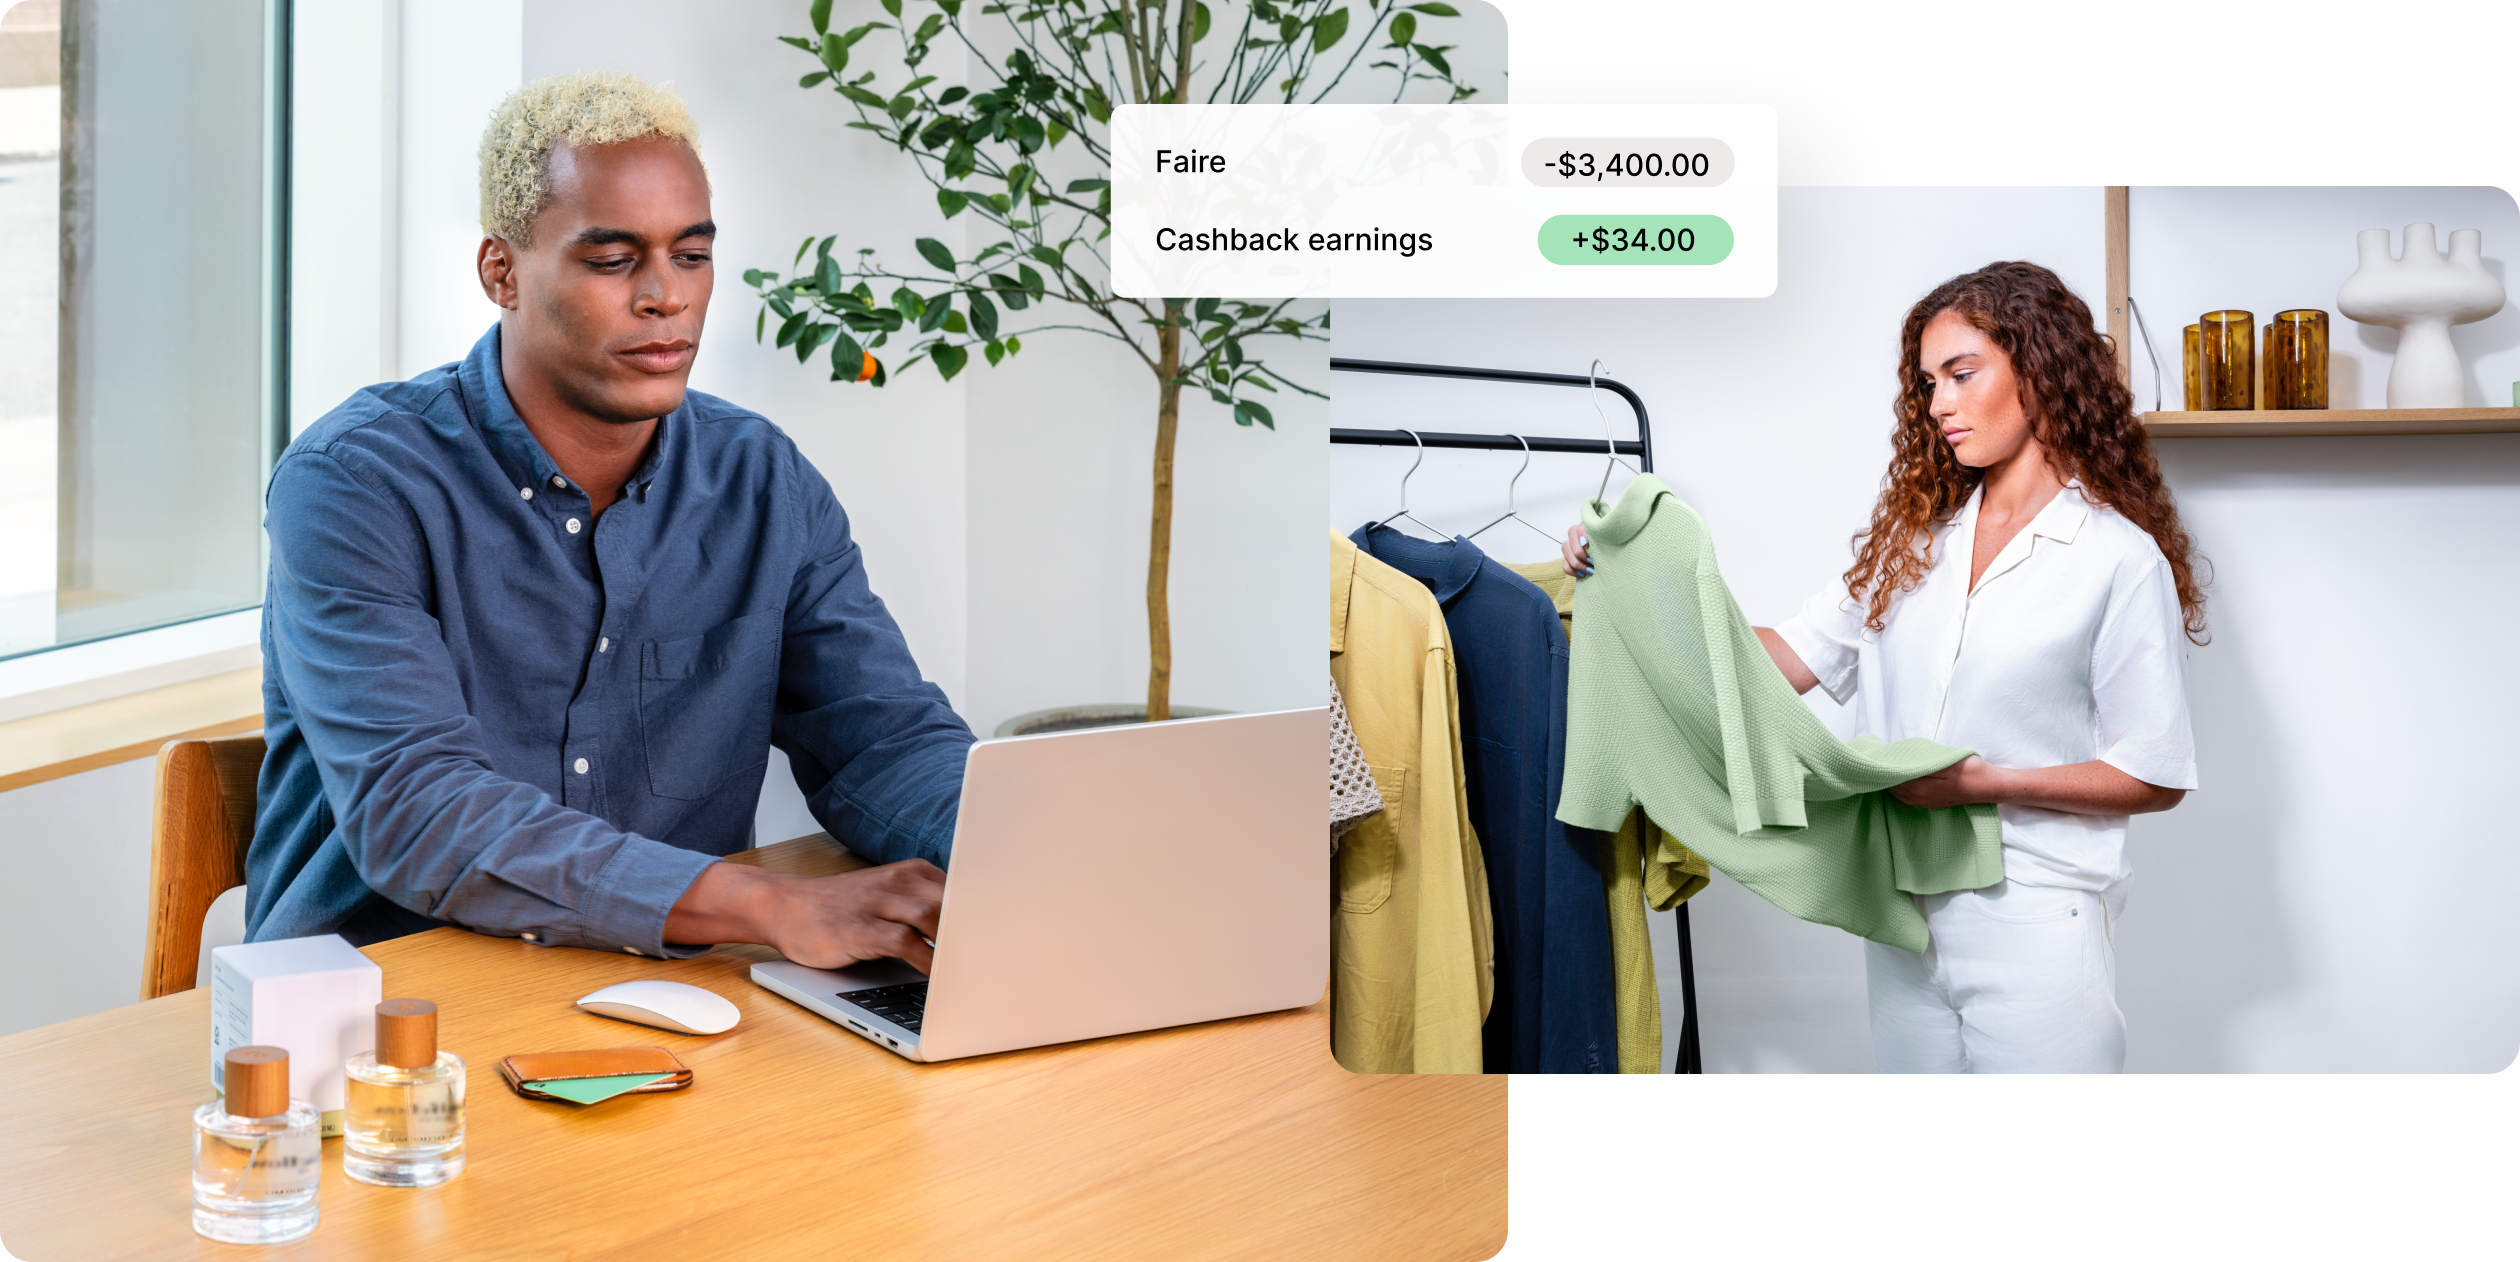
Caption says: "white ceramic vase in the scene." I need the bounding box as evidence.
[2335,223,2506,409]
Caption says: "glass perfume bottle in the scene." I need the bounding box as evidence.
[343,998,467,1188]
[193,1045,323,1244]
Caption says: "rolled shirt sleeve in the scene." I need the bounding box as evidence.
[265,448,719,957]
[1772,579,1866,706]
[2089,557,2199,792]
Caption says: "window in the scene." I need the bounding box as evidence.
[0,0,282,660]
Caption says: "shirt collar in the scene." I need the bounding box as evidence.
[1953,476,2091,545]
[1348,523,1486,608]
[1580,471,1669,546]
[1328,530,1357,655]
[456,323,673,499]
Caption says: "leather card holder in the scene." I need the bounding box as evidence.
[498,1047,693,1100]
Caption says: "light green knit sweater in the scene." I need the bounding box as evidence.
[1554,474,2002,953]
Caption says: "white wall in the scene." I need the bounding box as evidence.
[0,758,153,1034]
[2121,187,2520,1073]
[1336,186,2520,1073]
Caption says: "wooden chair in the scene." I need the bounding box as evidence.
[142,732,264,1000]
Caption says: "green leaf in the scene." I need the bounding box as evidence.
[915,238,957,272]
[944,142,977,180]
[1064,178,1108,193]
[809,0,834,34]
[967,290,1000,340]
[831,327,871,375]
[942,309,968,334]
[1045,119,1068,148]
[1415,42,1451,75]
[1081,88,1111,123]
[1405,2,1460,14]
[936,0,960,16]
[931,342,969,380]
[913,12,944,41]
[799,71,832,88]
[839,83,889,108]
[775,309,810,349]
[921,293,952,331]
[755,307,766,341]
[798,322,837,364]
[937,189,968,218]
[880,0,902,15]
[742,267,766,287]
[1192,1,1211,41]
[984,339,1005,366]
[892,287,925,320]
[938,85,969,106]
[1195,297,1221,322]
[818,36,849,76]
[1016,263,1045,295]
[1004,336,1020,355]
[1387,12,1416,45]
[1310,8,1346,52]
[1026,244,1065,268]
[778,34,813,51]
[815,255,843,296]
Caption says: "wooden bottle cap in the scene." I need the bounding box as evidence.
[375,998,439,1069]
[224,1046,291,1119]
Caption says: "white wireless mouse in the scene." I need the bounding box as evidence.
[576,979,741,1036]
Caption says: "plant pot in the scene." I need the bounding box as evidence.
[992,704,1230,738]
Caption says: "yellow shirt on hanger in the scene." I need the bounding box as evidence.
[1329,531,1493,1074]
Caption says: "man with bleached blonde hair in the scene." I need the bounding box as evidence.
[249,73,971,971]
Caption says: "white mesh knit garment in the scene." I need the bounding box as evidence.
[1329,673,1385,846]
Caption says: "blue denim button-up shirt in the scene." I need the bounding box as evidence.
[248,326,973,955]
[1351,525,1616,1073]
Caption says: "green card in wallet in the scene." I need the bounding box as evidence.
[500,1047,692,1104]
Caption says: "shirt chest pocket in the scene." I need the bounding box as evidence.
[1337,764,1406,915]
[639,609,782,801]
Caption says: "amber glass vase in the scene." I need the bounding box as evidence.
[2264,309,2328,409]
[2182,325,2201,410]
[2198,310,2255,410]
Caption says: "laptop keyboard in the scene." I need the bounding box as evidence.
[839,982,927,1034]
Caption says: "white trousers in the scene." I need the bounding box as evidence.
[1864,881,2125,1073]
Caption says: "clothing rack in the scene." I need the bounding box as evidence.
[1329,356,1703,1075]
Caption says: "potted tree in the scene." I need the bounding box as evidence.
[744,0,1478,730]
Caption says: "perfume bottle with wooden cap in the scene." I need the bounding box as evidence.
[193,1045,323,1243]
[343,998,467,1187]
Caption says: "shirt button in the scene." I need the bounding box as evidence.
[574,757,590,774]
[520,486,533,501]
[521,932,538,942]
[550,474,567,489]
[566,517,582,534]
[598,637,610,653]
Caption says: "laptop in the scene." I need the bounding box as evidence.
[749,706,1328,1062]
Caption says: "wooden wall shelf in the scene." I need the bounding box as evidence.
[2143,407,2520,438]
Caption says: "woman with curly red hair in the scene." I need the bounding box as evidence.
[1565,260,2203,1073]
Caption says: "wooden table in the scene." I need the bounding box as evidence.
[0,838,1505,1261]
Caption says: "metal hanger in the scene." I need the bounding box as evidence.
[1374,428,1449,539]
[1590,359,1639,503]
[2126,295,2166,414]
[1467,433,1560,545]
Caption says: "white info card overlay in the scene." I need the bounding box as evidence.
[1113,104,1776,299]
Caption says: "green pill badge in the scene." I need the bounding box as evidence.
[1539,215,1734,266]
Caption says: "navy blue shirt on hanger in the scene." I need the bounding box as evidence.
[1351,524,1617,1073]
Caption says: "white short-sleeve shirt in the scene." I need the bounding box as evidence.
[1773,480,2198,892]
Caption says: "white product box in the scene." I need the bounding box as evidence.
[210,934,382,1135]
